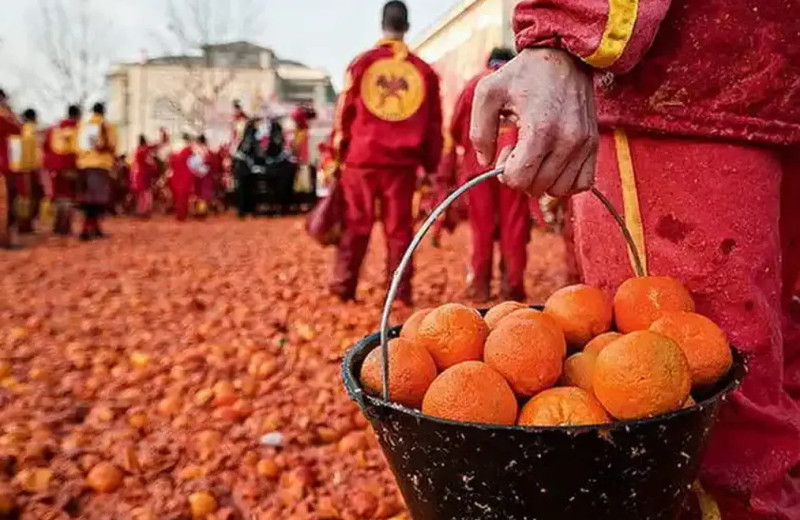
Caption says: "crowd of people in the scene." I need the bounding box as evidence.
[0,92,318,249]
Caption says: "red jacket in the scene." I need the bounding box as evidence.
[514,0,800,145]
[169,145,195,195]
[0,104,22,175]
[43,119,78,172]
[131,145,158,192]
[332,39,443,172]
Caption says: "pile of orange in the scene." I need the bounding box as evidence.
[360,276,734,427]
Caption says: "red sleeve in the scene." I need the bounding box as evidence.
[422,69,443,174]
[0,105,22,135]
[513,0,671,74]
[331,59,362,166]
[449,76,479,150]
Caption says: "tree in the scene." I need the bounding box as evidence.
[154,0,266,132]
[26,0,112,110]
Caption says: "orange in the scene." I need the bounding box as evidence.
[399,308,432,342]
[518,387,611,427]
[360,338,437,408]
[613,276,694,333]
[484,301,527,330]
[421,361,517,425]
[560,352,596,392]
[583,332,623,357]
[484,317,565,396]
[593,330,691,420]
[416,303,488,369]
[498,308,566,356]
[650,311,733,388]
[544,284,613,345]
[683,396,696,409]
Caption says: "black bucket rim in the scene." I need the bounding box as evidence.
[342,327,746,434]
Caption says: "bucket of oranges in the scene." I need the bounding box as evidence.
[341,168,745,520]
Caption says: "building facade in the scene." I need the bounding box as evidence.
[107,42,336,154]
[412,0,516,122]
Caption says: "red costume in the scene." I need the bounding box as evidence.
[289,106,310,165]
[513,1,800,518]
[447,68,530,301]
[193,142,215,216]
[42,118,79,234]
[0,104,22,242]
[131,144,158,217]
[330,38,443,303]
[169,144,196,221]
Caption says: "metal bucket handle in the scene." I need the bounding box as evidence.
[378,168,645,401]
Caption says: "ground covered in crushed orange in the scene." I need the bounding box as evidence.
[0,215,569,519]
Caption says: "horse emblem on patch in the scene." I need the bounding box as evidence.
[361,58,425,122]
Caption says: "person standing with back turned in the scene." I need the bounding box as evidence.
[330,0,443,305]
[470,1,800,518]
[76,102,116,241]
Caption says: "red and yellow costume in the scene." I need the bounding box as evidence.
[513,1,800,518]
[289,106,310,165]
[76,113,116,237]
[0,105,22,240]
[330,38,443,302]
[447,68,530,301]
[9,121,41,232]
[131,144,158,217]
[193,142,215,216]
[43,118,78,234]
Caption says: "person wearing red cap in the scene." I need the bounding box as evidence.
[471,1,800,518]
[442,47,530,302]
[330,0,443,304]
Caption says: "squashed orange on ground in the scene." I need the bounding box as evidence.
[518,387,611,427]
[613,276,695,333]
[416,303,488,369]
[484,317,565,396]
[544,284,613,345]
[483,301,527,330]
[650,311,733,387]
[593,330,691,420]
[360,338,437,408]
[421,361,518,425]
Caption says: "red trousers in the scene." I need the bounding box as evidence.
[332,167,416,302]
[174,191,190,221]
[467,175,531,300]
[572,131,800,520]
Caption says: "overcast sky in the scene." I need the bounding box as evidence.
[0,0,457,119]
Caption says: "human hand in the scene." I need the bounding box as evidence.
[471,48,598,197]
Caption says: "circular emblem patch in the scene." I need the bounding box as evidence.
[361,58,425,122]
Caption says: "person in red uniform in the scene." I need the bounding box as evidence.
[330,0,443,304]
[444,47,530,302]
[169,134,204,221]
[43,105,81,235]
[193,134,215,218]
[11,109,41,234]
[131,135,159,218]
[471,2,800,518]
[0,89,23,249]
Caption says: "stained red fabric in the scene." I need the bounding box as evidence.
[571,132,800,520]
[514,0,800,145]
[331,167,417,302]
[332,40,443,173]
[0,104,22,176]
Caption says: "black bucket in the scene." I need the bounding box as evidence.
[342,322,745,520]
